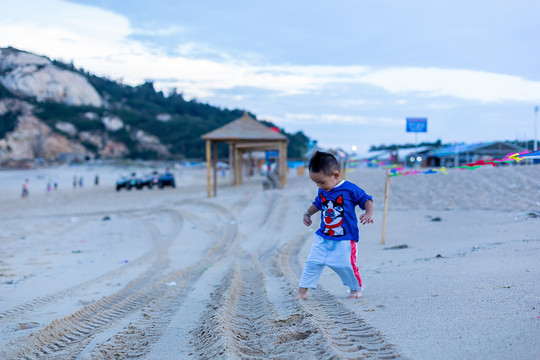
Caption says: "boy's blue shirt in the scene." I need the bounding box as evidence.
[312,180,372,242]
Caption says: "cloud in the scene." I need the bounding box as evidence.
[1,0,540,105]
[277,113,403,127]
[132,25,185,36]
[359,67,540,103]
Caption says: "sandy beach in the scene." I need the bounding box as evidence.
[0,163,539,359]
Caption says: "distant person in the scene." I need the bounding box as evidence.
[46,178,52,194]
[73,175,77,189]
[78,176,84,188]
[53,177,58,190]
[21,179,29,198]
[292,151,374,300]
[94,174,99,186]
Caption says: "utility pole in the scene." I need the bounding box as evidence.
[535,106,539,152]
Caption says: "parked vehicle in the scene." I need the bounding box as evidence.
[157,172,175,188]
[116,173,138,191]
[136,172,159,189]
[116,171,174,191]
[116,176,129,191]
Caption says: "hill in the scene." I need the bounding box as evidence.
[0,47,310,166]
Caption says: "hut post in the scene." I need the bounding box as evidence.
[229,143,234,186]
[284,141,289,186]
[213,141,218,196]
[234,146,241,185]
[279,140,287,188]
[238,149,244,184]
[206,140,211,198]
[248,151,253,177]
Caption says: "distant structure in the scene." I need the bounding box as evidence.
[429,142,526,167]
[355,141,527,168]
[201,112,289,197]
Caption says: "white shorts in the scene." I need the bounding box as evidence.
[299,234,362,291]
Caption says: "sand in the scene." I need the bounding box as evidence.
[0,162,539,359]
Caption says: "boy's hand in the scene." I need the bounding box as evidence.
[303,213,312,226]
[359,213,374,225]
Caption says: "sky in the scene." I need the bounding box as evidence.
[1,0,540,153]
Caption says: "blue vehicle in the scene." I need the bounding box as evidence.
[116,173,138,191]
[157,172,175,189]
[136,172,159,189]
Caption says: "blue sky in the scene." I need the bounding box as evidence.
[1,0,540,153]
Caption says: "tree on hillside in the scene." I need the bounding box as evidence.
[22,59,312,160]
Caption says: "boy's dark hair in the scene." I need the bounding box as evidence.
[308,151,339,175]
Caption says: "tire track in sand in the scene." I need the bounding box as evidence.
[276,233,404,359]
[191,254,334,359]
[89,202,238,359]
[0,207,193,359]
[0,209,178,323]
[190,191,342,359]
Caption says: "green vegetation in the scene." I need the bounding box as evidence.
[35,102,105,133]
[0,111,19,139]
[0,82,12,97]
[46,61,311,160]
[0,83,18,137]
[370,139,444,151]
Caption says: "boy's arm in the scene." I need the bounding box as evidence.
[303,204,319,226]
[359,199,374,225]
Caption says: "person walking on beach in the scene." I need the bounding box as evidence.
[73,175,77,189]
[21,178,29,198]
[293,151,374,300]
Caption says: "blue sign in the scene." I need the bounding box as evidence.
[406,118,427,133]
[265,150,279,157]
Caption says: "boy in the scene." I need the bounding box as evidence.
[293,151,373,300]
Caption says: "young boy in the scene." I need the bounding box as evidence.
[293,151,373,300]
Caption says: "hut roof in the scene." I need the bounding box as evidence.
[201,112,288,141]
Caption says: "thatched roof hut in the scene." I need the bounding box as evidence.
[201,112,288,197]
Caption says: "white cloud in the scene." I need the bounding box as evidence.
[277,113,402,127]
[359,67,540,103]
[132,25,184,36]
[1,0,540,105]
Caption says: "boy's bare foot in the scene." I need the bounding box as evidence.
[347,290,363,299]
[290,287,308,300]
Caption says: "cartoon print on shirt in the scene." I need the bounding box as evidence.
[320,193,346,237]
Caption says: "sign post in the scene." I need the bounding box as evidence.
[535,106,538,152]
[406,117,427,143]
[406,117,428,165]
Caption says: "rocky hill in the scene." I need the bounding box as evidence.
[0,47,309,167]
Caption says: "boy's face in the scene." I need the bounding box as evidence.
[309,170,341,191]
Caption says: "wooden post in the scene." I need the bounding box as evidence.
[381,168,391,244]
[229,143,234,186]
[283,141,288,186]
[233,146,239,185]
[235,147,243,185]
[248,151,253,178]
[206,140,211,198]
[340,159,346,179]
[279,141,287,188]
[213,141,218,197]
